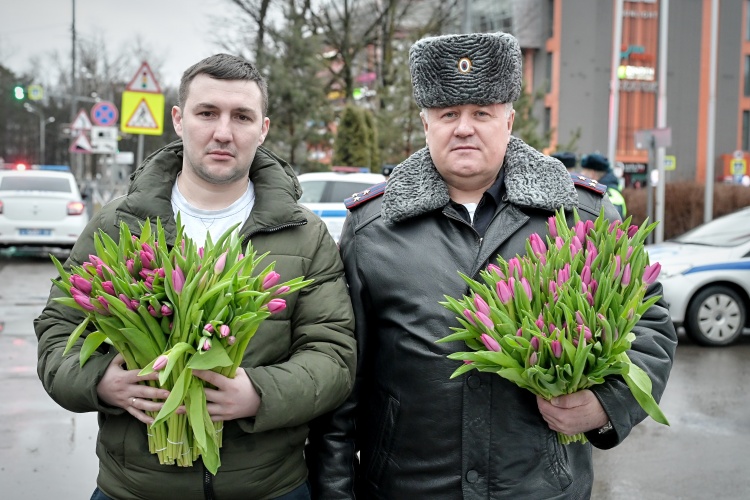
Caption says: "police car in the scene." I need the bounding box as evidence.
[0,163,89,249]
[646,206,750,346]
[298,170,385,242]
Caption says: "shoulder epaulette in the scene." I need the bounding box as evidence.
[344,181,387,210]
[570,173,607,196]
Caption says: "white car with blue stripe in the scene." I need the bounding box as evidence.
[646,206,750,346]
[298,171,385,243]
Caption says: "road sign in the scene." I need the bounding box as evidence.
[91,126,118,154]
[121,62,164,135]
[71,109,93,132]
[27,84,44,101]
[121,91,165,135]
[664,155,676,171]
[69,131,93,153]
[730,158,747,176]
[125,62,162,93]
[90,101,119,127]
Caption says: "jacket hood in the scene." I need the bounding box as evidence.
[381,136,578,225]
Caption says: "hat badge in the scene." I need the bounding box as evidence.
[457,57,472,74]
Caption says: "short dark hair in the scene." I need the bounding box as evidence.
[178,53,268,116]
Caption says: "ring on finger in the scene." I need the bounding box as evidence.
[131,397,137,406]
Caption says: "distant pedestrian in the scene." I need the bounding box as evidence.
[581,153,627,217]
[551,151,578,171]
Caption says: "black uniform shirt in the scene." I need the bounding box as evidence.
[450,169,506,237]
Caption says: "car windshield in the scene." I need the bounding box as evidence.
[0,176,72,193]
[672,209,750,247]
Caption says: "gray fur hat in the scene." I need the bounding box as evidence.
[409,32,522,109]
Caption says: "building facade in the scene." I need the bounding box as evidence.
[467,0,749,185]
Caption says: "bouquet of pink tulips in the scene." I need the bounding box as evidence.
[438,208,668,444]
[50,217,311,473]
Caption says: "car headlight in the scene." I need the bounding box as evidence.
[658,263,693,279]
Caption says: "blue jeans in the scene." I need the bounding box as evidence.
[90,482,310,499]
[90,489,111,500]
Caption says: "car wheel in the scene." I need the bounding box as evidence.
[685,286,747,346]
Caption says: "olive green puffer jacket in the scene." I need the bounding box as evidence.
[35,141,356,499]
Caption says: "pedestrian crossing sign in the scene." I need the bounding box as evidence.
[121,91,165,135]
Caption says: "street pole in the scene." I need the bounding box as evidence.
[607,0,624,170]
[655,0,669,243]
[703,0,719,223]
[462,0,471,33]
[24,103,55,164]
[70,0,77,122]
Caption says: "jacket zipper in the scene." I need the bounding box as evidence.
[242,220,307,244]
[203,462,215,499]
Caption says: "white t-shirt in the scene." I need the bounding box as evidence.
[463,203,478,223]
[171,177,255,246]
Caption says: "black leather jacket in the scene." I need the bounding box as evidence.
[307,137,677,499]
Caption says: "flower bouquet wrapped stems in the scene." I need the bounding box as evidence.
[438,208,669,444]
[51,216,311,474]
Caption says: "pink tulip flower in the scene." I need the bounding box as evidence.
[475,311,494,330]
[463,309,477,326]
[622,263,632,286]
[262,271,281,290]
[214,251,228,274]
[70,275,93,295]
[551,340,563,358]
[153,355,169,371]
[548,216,558,238]
[643,262,661,285]
[267,298,287,314]
[473,295,491,317]
[496,281,513,304]
[480,333,501,352]
[219,325,231,338]
[101,281,115,295]
[171,266,185,294]
[71,288,95,311]
[487,264,504,278]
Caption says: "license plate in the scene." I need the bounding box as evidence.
[19,228,52,236]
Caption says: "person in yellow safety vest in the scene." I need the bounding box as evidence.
[580,153,627,217]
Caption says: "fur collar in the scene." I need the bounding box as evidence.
[381,136,578,225]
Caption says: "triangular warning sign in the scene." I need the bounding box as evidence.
[125,62,162,93]
[126,98,159,129]
[69,131,93,153]
[71,109,92,131]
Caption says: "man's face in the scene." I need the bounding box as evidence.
[172,74,269,186]
[421,103,514,190]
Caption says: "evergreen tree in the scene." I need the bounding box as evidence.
[333,104,371,168]
[362,108,380,171]
[262,1,330,169]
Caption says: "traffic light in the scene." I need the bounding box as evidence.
[13,84,25,100]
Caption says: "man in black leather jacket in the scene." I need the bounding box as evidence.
[306,32,677,499]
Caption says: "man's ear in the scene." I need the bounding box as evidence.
[172,106,183,137]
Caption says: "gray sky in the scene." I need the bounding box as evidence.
[0,0,231,88]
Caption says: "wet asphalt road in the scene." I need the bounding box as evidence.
[1,253,749,499]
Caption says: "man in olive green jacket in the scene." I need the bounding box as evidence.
[35,54,355,500]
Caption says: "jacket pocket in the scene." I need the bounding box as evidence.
[544,430,573,491]
[365,392,400,485]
